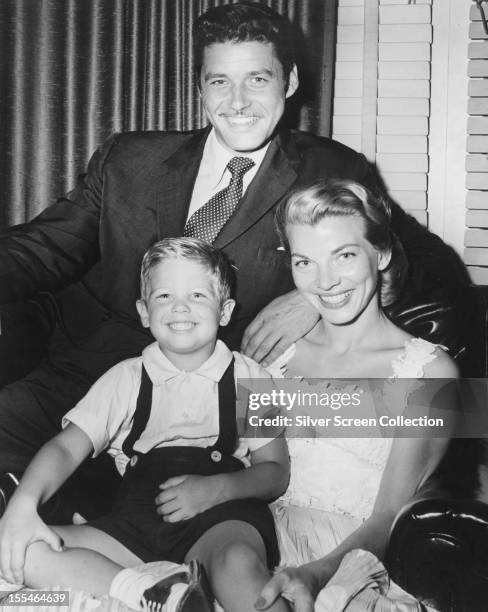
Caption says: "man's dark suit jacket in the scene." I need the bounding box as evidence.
[1,125,469,366]
[1,125,471,369]
[0,125,472,520]
[0,126,384,360]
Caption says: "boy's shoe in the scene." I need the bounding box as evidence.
[141,559,213,612]
[0,473,19,517]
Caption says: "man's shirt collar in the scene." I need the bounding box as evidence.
[203,128,270,189]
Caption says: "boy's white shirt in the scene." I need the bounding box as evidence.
[63,340,273,475]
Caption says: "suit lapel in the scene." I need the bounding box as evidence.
[214,128,301,249]
[156,127,210,238]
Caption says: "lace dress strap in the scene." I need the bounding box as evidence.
[390,338,442,378]
[266,343,297,378]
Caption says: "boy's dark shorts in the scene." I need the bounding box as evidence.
[89,447,280,568]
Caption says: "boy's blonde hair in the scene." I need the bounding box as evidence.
[140,237,234,304]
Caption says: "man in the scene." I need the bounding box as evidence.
[0,2,469,521]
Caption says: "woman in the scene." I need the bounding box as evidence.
[256,179,458,611]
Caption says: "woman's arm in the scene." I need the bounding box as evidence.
[0,424,93,583]
[155,437,290,523]
[256,433,451,612]
[315,435,450,576]
[265,361,459,599]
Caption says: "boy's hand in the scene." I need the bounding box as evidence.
[0,500,63,584]
[155,474,223,522]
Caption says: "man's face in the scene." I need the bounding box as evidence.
[200,41,298,154]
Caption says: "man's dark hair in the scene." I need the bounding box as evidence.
[193,2,297,81]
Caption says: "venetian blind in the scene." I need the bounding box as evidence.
[333,0,432,227]
[465,3,488,284]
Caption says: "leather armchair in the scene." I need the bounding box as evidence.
[386,285,488,612]
[1,285,488,611]
[0,294,57,388]
[387,440,488,611]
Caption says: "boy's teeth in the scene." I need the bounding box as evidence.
[169,322,195,331]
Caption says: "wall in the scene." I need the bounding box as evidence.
[332,0,486,285]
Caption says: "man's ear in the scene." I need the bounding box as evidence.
[378,249,392,272]
[219,299,236,327]
[136,299,150,328]
[285,64,299,99]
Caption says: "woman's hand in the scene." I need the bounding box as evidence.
[255,563,323,612]
[0,498,63,585]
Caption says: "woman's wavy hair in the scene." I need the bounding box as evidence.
[275,179,408,307]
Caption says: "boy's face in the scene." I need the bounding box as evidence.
[137,259,235,368]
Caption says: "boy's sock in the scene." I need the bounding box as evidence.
[109,560,212,611]
[110,561,187,610]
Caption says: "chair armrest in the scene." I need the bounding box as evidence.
[386,440,488,611]
[385,284,488,377]
[459,284,488,377]
[0,294,57,387]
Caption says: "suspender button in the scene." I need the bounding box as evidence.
[210,450,222,463]
[130,455,138,467]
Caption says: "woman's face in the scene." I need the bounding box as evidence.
[287,214,390,325]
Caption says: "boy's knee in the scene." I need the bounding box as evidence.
[212,540,266,577]
[23,539,57,574]
[25,539,54,558]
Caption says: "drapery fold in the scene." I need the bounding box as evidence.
[0,0,337,228]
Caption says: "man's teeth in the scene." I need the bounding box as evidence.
[227,116,258,125]
[319,291,352,304]
[169,322,195,331]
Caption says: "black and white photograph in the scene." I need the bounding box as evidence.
[0,1,487,611]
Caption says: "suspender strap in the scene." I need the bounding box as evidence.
[211,357,237,456]
[123,357,237,457]
[122,364,153,457]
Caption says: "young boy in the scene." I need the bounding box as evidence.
[0,238,290,612]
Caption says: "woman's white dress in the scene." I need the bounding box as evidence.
[269,338,442,611]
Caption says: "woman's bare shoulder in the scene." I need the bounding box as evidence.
[422,346,459,378]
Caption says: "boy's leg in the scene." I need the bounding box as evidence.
[185,520,290,612]
[23,525,207,611]
[55,525,142,566]
[23,525,140,593]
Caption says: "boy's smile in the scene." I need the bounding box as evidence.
[168,322,197,332]
[137,259,234,370]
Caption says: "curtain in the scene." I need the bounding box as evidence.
[0,0,337,228]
